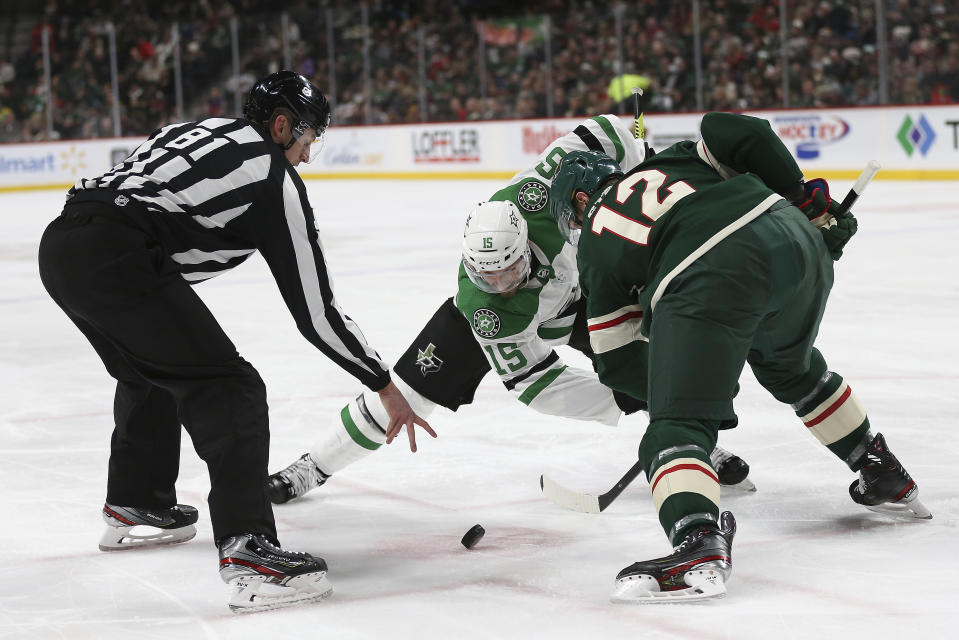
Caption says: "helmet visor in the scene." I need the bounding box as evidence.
[292,123,328,163]
[464,248,531,294]
[555,200,583,246]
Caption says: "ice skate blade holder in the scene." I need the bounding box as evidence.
[722,477,757,493]
[863,493,932,520]
[228,571,333,613]
[611,569,727,604]
[98,523,197,551]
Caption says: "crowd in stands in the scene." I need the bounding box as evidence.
[0,0,956,142]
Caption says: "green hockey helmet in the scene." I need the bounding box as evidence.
[549,150,623,245]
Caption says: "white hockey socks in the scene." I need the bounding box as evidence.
[310,376,436,475]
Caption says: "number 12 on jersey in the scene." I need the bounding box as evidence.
[588,169,695,246]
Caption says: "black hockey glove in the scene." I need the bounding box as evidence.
[793,178,858,261]
[613,390,647,415]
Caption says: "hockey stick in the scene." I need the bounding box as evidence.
[631,86,646,140]
[836,159,881,215]
[540,460,644,514]
[540,450,754,514]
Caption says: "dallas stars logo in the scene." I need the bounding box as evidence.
[517,180,548,212]
[472,308,501,338]
[415,343,443,375]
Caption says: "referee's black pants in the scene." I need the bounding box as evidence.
[38,202,277,545]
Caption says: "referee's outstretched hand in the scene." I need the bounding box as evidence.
[380,381,436,452]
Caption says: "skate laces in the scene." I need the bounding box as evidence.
[862,439,902,481]
[253,535,311,558]
[674,525,721,553]
[852,433,914,504]
[277,454,325,497]
[220,534,316,572]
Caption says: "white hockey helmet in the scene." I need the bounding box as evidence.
[462,200,531,294]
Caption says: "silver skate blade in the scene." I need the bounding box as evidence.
[228,572,333,613]
[863,494,932,520]
[98,523,197,551]
[721,477,757,493]
[610,569,727,604]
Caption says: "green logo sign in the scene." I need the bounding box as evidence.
[897,115,935,156]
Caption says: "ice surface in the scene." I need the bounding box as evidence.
[1,178,957,638]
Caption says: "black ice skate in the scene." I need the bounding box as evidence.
[710,446,756,492]
[849,433,931,520]
[612,511,736,603]
[99,503,198,551]
[219,533,333,613]
[267,453,330,504]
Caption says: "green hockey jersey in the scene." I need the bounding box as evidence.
[454,114,648,424]
[578,112,805,400]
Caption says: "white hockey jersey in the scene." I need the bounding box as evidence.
[455,114,647,425]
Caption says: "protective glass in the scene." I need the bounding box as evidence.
[464,248,532,294]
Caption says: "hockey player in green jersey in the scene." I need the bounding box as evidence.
[549,111,931,604]
[267,114,753,503]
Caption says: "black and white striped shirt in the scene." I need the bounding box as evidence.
[69,116,390,391]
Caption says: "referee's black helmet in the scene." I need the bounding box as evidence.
[243,70,332,140]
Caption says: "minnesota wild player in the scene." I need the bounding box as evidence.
[549,112,931,604]
[266,113,751,504]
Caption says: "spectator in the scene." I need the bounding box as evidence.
[0,106,18,142]
[5,0,957,141]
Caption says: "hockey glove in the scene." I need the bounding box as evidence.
[795,178,838,228]
[819,211,858,261]
[794,178,858,261]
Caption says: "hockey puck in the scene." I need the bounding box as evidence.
[461,524,485,549]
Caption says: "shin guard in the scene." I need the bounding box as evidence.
[792,372,870,468]
[310,377,436,474]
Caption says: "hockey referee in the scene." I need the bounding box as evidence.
[38,70,433,613]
